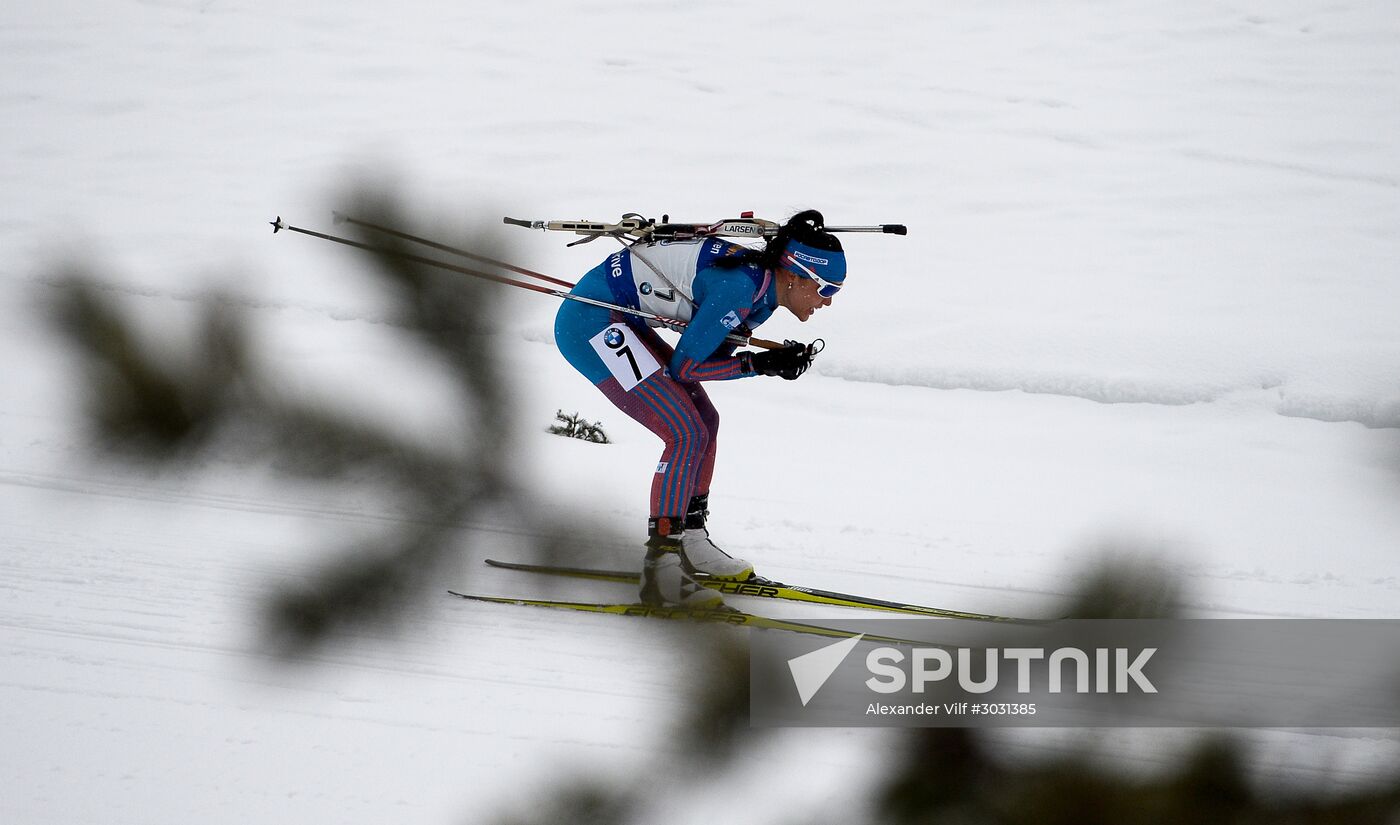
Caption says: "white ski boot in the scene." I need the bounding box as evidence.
[680,495,754,581]
[640,534,724,609]
[680,528,754,582]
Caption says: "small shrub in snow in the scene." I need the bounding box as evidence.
[548,410,610,444]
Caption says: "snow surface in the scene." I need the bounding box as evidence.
[3,1,1400,822]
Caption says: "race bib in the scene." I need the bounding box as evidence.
[589,324,662,391]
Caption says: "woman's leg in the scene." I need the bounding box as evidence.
[554,307,723,605]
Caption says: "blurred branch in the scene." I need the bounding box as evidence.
[492,779,639,825]
[1062,553,1184,620]
[263,514,467,659]
[47,184,529,657]
[51,271,245,459]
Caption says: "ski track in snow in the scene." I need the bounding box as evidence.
[40,267,1390,431]
[4,464,1395,623]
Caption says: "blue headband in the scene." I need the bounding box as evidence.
[782,238,847,296]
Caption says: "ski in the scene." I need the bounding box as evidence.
[483,558,1046,624]
[449,592,927,646]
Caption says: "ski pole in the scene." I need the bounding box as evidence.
[268,217,778,349]
[332,212,576,289]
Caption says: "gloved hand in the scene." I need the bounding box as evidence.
[744,340,818,380]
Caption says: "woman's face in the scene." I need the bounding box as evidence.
[779,269,835,322]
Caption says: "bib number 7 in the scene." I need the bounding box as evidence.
[589,324,662,391]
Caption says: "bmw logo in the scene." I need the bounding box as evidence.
[604,328,625,349]
[639,282,653,296]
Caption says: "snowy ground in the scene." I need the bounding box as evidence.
[4,1,1399,822]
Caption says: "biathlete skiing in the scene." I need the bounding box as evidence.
[271,209,959,625]
[553,210,846,609]
[272,211,1024,627]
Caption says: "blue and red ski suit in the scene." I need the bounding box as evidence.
[554,239,777,522]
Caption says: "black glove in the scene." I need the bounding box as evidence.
[744,340,818,380]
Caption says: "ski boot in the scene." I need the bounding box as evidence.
[639,518,724,609]
[679,495,754,582]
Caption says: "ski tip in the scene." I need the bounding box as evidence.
[449,591,523,604]
[482,558,541,571]
[449,591,516,606]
